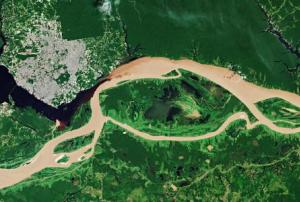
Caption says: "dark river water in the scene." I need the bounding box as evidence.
[0,65,107,125]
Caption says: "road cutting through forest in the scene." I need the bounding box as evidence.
[1,57,300,189]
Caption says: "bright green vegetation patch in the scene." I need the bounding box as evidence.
[15,53,37,61]
[55,72,70,85]
[57,155,69,164]
[68,102,92,130]
[119,0,298,91]
[162,69,179,77]
[0,101,91,169]
[2,122,300,201]
[54,132,94,154]
[100,69,253,136]
[0,106,60,169]
[56,0,105,40]
[256,97,300,128]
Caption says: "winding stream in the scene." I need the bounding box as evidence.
[0,57,300,189]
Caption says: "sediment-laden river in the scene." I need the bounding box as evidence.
[1,57,300,189]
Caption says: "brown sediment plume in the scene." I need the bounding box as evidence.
[1,57,300,189]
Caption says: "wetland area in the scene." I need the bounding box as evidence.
[1,57,300,189]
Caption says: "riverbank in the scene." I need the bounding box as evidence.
[0,57,300,189]
[0,65,108,126]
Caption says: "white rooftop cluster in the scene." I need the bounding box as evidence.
[14,20,89,106]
